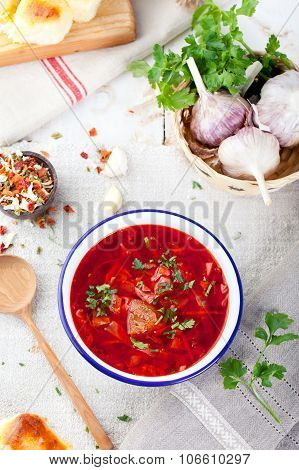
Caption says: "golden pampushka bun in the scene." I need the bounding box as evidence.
[67,0,102,23]
[10,0,73,45]
[0,0,20,23]
[0,413,71,450]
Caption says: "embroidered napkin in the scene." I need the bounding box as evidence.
[0,0,191,146]
[120,243,299,450]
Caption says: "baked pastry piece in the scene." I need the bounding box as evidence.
[67,0,102,23]
[8,0,73,45]
[0,414,71,450]
[0,0,20,22]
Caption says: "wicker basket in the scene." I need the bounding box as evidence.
[174,65,299,198]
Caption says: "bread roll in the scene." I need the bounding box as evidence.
[67,0,102,23]
[0,413,71,450]
[0,1,20,23]
[9,0,73,45]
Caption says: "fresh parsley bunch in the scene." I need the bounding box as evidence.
[220,312,299,423]
[128,0,291,111]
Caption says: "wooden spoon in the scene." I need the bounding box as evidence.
[0,254,113,450]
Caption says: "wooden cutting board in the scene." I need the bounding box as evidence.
[0,0,136,67]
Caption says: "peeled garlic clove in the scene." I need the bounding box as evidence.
[103,185,123,216]
[240,61,263,96]
[187,57,250,148]
[218,127,280,206]
[102,146,128,178]
[256,70,299,148]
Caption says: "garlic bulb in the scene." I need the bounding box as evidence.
[218,127,280,206]
[256,70,299,148]
[187,58,250,147]
[102,146,128,178]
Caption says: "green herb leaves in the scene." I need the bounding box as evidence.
[132,258,146,270]
[86,284,117,317]
[129,0,290,111]
[220,312,298,423]
[117,415,132,422]
[158,251,183,284]
[130,337,149,350]
[255,312,299,347]
[132,258,153,270]
[192,181,203,190]
[220,358,247,390]
[236,0,258,17]
[252,362,286,388]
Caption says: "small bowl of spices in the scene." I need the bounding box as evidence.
[0,150,57,220]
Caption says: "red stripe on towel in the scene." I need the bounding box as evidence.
[58,56,88,98]
[41,59,75,106]
[46,57,83,102]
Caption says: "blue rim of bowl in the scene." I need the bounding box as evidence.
[58,209,243,387]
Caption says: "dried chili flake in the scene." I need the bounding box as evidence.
[47,206,57,213]
[96,167,102,175]
[99,150,111,163]
[0,226,7,235]
[0,242,12,254]
[80,152,89,160]
[64,204,75,214]
[89,128,97,137]
[46,217,56,226]
[36,214,46,229]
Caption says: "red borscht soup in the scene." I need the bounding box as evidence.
[70,225,229,377]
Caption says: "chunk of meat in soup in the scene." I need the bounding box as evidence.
[127,299,158,335]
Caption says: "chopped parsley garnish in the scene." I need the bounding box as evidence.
[86,284,117,317]
[130,337,149,350]
[192,181,203,190]
[154,314,163,325]
[132,258,154,271]
[163,318,195,339]
[158,251,184,284]
[161,306,178,323]
[18,362,25,367]
[132,258,145,270]
[220,312,299,423]
[55,387,62,396]
[178,319,195,331]
[205,281,216,297]
[95,388,100,394]
[117,415,132,422]
[183,280,195,290]
[85,426,89,433]
[156,282,173,295]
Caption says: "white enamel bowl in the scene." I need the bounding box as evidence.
[58,209,243,387]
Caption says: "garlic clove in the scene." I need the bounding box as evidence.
[187,57,250,148]
[240,61,263,96]
[256,70,299,148]
[0,231,16,249]
[102,146,128,178]
[218,127,280,206]
[102,185,123,216]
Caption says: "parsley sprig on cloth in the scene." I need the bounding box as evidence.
[128,0,291,110]
[220,312,299,423]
